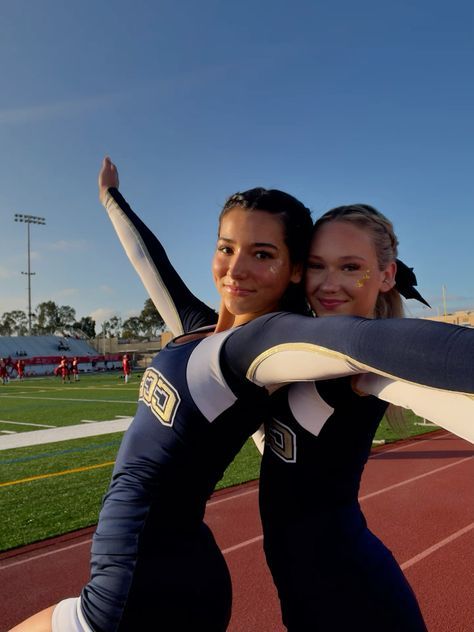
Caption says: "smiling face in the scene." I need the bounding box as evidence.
[305,220,396,318]
[212,207,302,327]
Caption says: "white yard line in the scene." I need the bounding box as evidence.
[0,420,56,428]
[0,418,133,451]
[0,395,137,403]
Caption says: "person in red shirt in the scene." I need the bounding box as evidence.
[122,353,131,383]
[58,357,70,384]
[16,359,25,380]
[0,358,8,385]
[71,357,79,382]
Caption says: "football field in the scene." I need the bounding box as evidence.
[0,373,435,551]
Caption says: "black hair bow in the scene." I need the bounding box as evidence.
[395,259,431,307]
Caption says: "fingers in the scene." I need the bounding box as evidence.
[98,155,119,200]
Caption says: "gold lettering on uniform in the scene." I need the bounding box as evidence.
[267,419,297,463]
[151,377,178,425]
[139,367,181,427]
[141,369,158,405]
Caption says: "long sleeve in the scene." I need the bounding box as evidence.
[222,312,474,394]
[103,188,217,335]
[102,188,266,455]
[355,373,474,443]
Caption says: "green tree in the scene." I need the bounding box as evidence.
[1,312,15,335]
[100,315,122,338]
[1,310,31,335]
[35,301,60,333]
[0,314,13,336]
[9,310,29,335]
[139,298,165,337]
[35,302,77,334]
[122,316,142,338]
[73,316,96,338]
[58,305,76,329]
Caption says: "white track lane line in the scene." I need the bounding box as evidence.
[1,436,470,571]
[401,522,474,570]
[222,535,263,554]
[370,432,451,456]
[207,487,258,507]
[0,539,92,570]
[360,456,473,502]
[3,521,473,570]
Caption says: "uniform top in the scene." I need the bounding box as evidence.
[103,186,474,438]
[83,307,474,628]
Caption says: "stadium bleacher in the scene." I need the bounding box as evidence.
[0,336,118,375]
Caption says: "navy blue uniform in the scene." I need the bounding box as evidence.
[81,329,268,631]
[260,380,426,631]
[101,188,474,631]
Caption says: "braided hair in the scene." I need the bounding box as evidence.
[313,204,404,318]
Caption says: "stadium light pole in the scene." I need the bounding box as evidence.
[14,213,46,335]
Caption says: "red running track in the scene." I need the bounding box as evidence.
[1,431,473,631]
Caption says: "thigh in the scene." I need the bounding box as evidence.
[345,528,427,632]
[118,524,232,632]
[267,524,427,632]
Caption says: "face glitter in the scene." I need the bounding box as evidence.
[355,269,371,288]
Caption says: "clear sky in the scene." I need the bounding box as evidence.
[1,0,473,330]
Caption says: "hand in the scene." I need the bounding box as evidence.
[98,156,119,204]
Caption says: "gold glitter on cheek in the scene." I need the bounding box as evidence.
[355,269,371,288]
[269,261,283,275]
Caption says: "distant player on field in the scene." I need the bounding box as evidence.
[122,353,131,383]
[71,357,79,382]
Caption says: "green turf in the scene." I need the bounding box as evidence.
[0,373,438,551]
[0,373,139,427]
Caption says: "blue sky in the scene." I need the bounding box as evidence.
[1,0,473,329]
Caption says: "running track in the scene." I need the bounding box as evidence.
[1,431,473,631]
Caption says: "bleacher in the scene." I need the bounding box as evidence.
[0,335,115,375]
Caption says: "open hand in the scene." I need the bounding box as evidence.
[98,156,119,204]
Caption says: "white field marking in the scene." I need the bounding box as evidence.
[1,430,17,434]
[370,432,451,457]
[3,522,471,571]
[0,433,467,569]
[0,395,137,404]
[401,522,474,570]
[207,487,259,507]
[82,415,133,423]
[0,533,266,571]
[222,535,263,554]
[0,539,93,570]
[360,456,473,502]
[0,420,56,428]
[206,433,458,510]
[0,418,133,451]
[0,461,471,571]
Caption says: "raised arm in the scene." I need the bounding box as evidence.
[222,312,474,393]
[98,157,217,335]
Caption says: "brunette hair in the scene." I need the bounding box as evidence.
[219,188,313,314]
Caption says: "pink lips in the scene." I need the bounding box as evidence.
[317,298,346,311]
[224,285,254,297]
